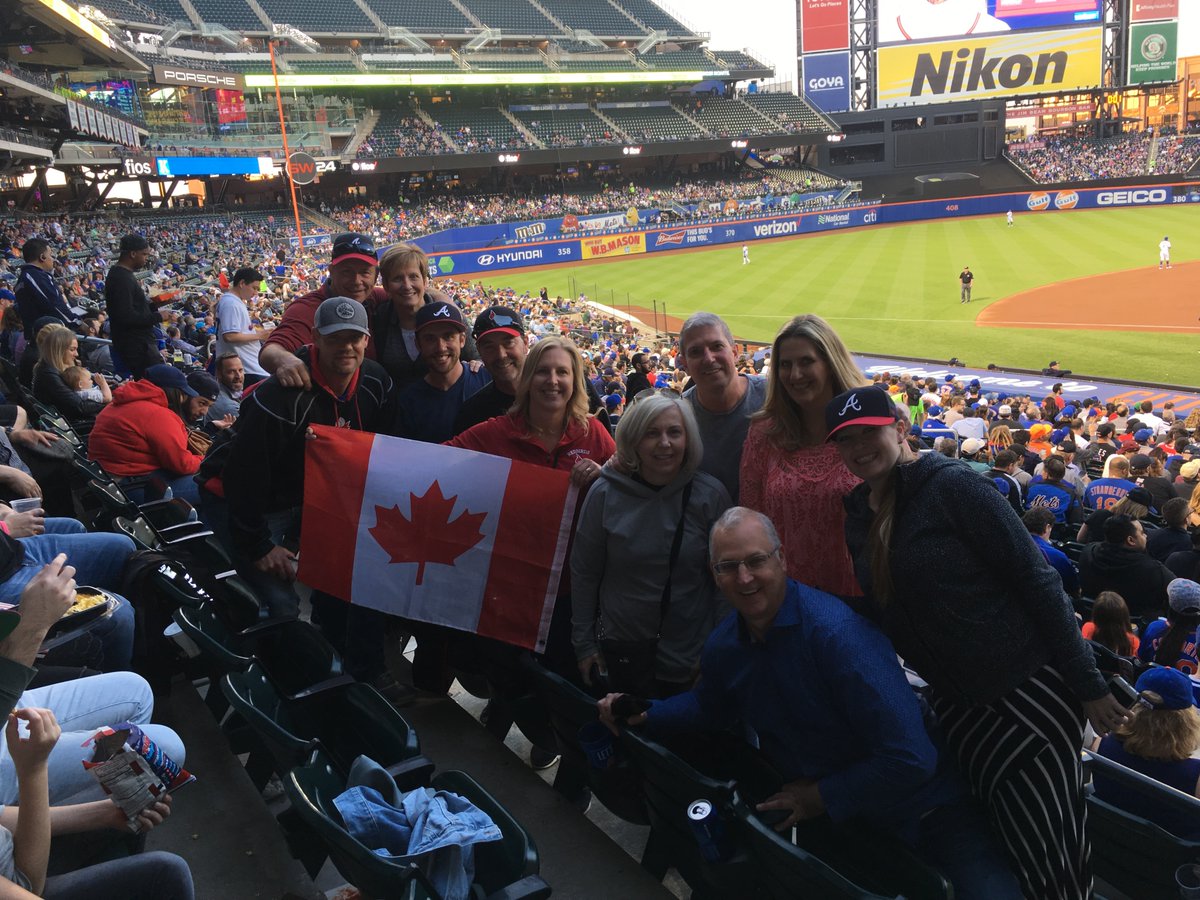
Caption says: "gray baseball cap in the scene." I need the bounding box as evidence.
[314,296,370,337]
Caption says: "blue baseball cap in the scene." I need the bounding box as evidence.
[1062,405,1077,418]
[144,364,198,398]
[1135,667,1195,711]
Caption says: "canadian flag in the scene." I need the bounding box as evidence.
[298,426,578,652]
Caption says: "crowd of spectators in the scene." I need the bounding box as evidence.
[355,115,451,159]
[1008,127,1200,183]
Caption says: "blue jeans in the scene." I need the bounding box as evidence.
[916,800,1023,900]
[198,490,300,619]
[44,851,194,900]
[1,671,185,806]
[120,470,201,508]
[4,521,136,671]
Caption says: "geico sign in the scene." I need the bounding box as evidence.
[808,76,844,90]
[1097,189,1168,206]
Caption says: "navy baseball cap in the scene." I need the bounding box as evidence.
[826,387,899,441]
[185,371,219,402]
[472,306,525,341]
[144,364,197,398]
[415,301,466,333]
[330,233,378,268]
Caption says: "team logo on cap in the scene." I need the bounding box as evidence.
[434,306,451,318]
[839,393,862,416]
[335,301,356,320]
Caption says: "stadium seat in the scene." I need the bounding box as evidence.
[523,660,649,825]
[1084,751,1200,899]
[282,745,549,898]
[729,795,895,900]
[620,726,749,893]
[221,661,432,785]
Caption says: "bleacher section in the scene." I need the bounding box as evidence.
[425,106,533,151]
[712,50,766,71]
[254,0,375,34]
[510,107,614,146]
[363,55,463,71]
[369,0,474,32]
[464,52,548,73]
[186,0,264,30]
[643,49,715,71]
[600,105,706,142]
[285,58,358,72]
[457,0,557,34]
[612,0,691,34]
[539,0,642,35]
[687,98,774,137]
[556,55,639,71]
[82,0,168,24]
[744,92,830,132]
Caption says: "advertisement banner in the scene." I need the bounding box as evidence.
[1128,21,1178,84]
[581,232,646,260]
[422,241,581,278]
[802,52,852,113]
[878,0,1101,44]
[152,65,245,90]
[1006,101,1096,118]
[1130,0,1179,22]
[577,213,627,232]
[800,0,850,53]
[876,27,1103,107]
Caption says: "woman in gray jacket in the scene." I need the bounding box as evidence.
[571,391,730,697]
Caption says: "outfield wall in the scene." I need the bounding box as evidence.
[414,182,1200,279]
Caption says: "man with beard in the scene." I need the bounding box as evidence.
[397,302,490,444]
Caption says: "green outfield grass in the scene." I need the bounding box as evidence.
[490,206,1199,386]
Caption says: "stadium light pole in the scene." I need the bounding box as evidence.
[269,24,319,251]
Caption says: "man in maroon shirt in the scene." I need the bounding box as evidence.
[259,233,386,390]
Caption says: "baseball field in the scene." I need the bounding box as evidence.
[488,205,1200,387]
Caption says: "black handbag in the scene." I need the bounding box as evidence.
[598,482,692,697]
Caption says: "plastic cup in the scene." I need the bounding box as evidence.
[1176,863,1200,899]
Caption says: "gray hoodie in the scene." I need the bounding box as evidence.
[570,466,731,683]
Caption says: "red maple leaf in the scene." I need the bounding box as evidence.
[369,481,488,585]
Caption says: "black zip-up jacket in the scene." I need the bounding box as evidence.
[208,345,397,561]
[32,364,105,425]
[844,451,1107,707]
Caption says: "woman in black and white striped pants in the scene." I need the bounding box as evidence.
[829,388,1130,900]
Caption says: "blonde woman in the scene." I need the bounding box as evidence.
[829,385,1127,899]
[739,315,868,598]
[32,324,111,424]
[1093,662,1200,839]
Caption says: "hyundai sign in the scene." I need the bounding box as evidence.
[802,51,852,113]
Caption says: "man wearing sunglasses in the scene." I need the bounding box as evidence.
[598,507,1021,898]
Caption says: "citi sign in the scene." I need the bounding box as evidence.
[753,221,798,237]
[1097,189,1168,206]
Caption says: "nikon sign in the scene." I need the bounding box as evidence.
[876,28,1102,107]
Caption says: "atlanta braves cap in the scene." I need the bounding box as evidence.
[472,305,525,341]
[314,296,370,336]
[415,300,466,333]
[330,233,378,268]
[826,387,899,441]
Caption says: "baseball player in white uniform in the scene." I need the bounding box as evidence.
[1159,236,1171,269]
[1006,210,1013,227]
[742,244,750,265]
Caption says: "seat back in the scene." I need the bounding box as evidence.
[524,661,648,824]
[245,619,345,698]
[171,602,252,674]
[222,662,312,770]
[292,682,422,774]
[431,770,541,895]
[621,727,748,894]
[283,746,428,899]
[730,797,893,900]
[113,514,163,551]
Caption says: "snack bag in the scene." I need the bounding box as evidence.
[83,722,195,831]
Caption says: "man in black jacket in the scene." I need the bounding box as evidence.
[104,235,163,378]
[14,238,77,343]
[625,352,654,405]
[1078,515,1174,619]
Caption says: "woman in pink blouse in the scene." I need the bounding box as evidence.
[740,315,869,598]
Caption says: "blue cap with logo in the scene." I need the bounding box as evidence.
[415,300,466,333]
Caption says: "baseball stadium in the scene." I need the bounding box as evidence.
[1,0,1199,897]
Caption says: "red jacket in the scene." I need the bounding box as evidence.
[446,413,615,470]
[264,285,387,358]
[88,380,203,477]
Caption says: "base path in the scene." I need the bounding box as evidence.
[978,261,1200,333]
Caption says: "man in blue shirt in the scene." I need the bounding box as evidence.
[396,301,490,444]
[1023,507,1080,597]
[599,507,1019,899]
[1083,454,1135,511]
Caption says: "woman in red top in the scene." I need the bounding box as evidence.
[447,336,612,778]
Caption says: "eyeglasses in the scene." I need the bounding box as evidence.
[712,548,780,578]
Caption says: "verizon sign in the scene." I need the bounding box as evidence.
[152,65,245,90]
